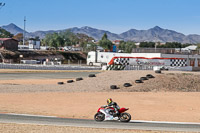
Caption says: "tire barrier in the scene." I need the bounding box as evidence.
[123,83,132,87]
[76,77,83,81]
[67,80,74,83]
[135,80,143,83]
[155,70,161,73]
[140,77,148,81]
[160,67,169,71]
[146,74,155,78]
[57,82,64,85]
[110,85,119,89]
[88,74,96,77]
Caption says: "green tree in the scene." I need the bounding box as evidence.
[119,41,136,53]
[125,41,136,53]
[86,43,97,51]
[139,42,155,48]
[102,33,108,40]
[157,42,182,48]
[118,41,126,51]
[0,28,13,38]
[60,30,79,46]
[43,30,94,50]
[43,32,64,49]
[99,33,113,50]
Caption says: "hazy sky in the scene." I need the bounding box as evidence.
[0,0,200,35]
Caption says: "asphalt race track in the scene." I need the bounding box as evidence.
[0,114,200,132]
[0,72,100,80]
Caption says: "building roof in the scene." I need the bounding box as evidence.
[181,45,197,51]
[0,38,18,41]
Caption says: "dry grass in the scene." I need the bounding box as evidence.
[0,123,192,133]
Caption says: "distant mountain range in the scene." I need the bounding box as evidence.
[1,23,200,44]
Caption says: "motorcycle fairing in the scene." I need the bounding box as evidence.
[99,108,114,120]
[119,108,129,113]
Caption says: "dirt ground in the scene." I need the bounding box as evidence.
[0,123,189,133]
[0,92,200,122]
[0,70,200,122]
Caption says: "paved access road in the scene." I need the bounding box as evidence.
[0,114,200,132]
[0,72,100,80]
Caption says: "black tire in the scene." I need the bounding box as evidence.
[89,62,93,66]
[76,77,83,81]
[155,70,161,73]
[146,74,155,78]
[67,80,74,83]
[94,112,105,122]
[110,85,118,89]
[146,74,152,77]
[135,80,143,83]
[119,112,131,122]
[123,83,132,87]
[88,74,96,77]
[140,77,148,80]
[57,82,64,85]
[146,75,155,78]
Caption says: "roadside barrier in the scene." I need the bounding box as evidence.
[106,64,154,70]
[0,63,101,70]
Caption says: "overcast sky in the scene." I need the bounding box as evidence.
[0,0,200,35]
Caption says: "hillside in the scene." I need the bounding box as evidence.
[1,23,200,43]
[0,50,87,63]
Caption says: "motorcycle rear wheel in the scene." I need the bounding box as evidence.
[94,112,105,122]
[119,112,131,122]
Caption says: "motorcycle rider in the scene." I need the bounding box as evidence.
[102,98,120,116]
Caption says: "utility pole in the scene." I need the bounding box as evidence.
[0,2,5,10]
[23,16,26,45]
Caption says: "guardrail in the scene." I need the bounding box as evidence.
[0,63,101,70]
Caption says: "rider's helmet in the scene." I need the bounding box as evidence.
[107,98,112,104]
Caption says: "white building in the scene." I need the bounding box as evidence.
[29,40,40,49]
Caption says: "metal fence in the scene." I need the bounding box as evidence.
[132,48,200,55]
[0,63,101,70]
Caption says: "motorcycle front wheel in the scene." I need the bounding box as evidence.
[94,112,105,122]
[119,112,131,122]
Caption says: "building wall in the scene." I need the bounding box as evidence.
[2,39,18,51]
[162,54,200,67]
[131,53,162,58]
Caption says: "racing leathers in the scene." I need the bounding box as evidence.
[103,102,120,116]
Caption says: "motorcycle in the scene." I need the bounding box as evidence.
[94,106,131,122]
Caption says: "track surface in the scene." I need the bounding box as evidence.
[0,114,200,132]
[0,72,100,80]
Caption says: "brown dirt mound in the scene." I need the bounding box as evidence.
[119,72,200,92]
[0,70,200,93]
